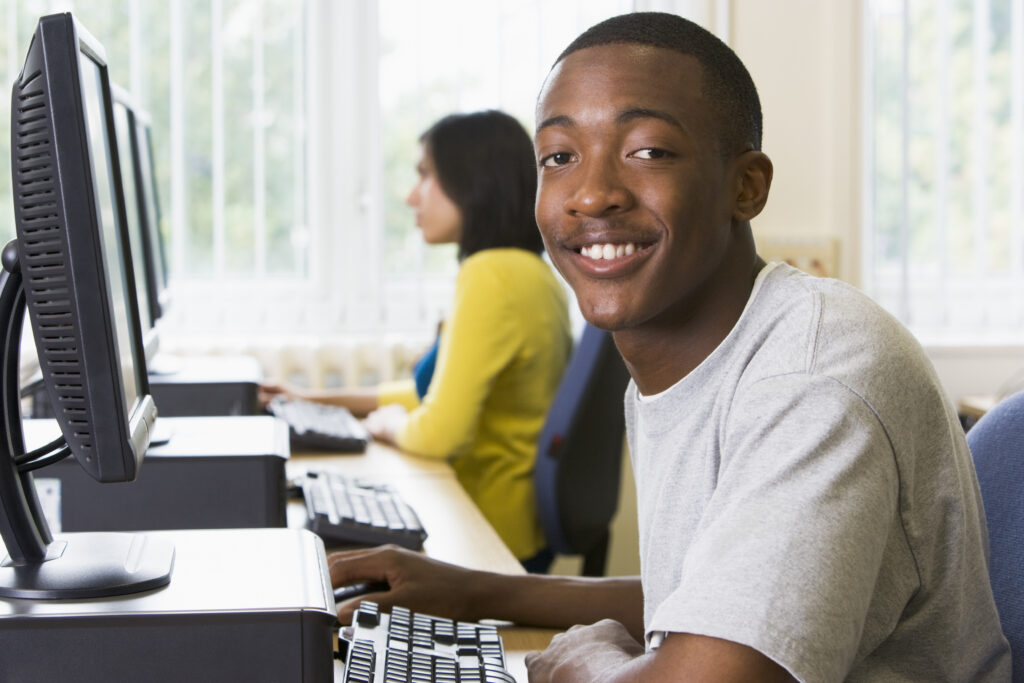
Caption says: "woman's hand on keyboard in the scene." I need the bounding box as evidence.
[257,382,302,410]
[328,545,482,623]
[363,404,409,445]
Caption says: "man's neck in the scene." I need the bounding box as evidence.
[614,252,766,397]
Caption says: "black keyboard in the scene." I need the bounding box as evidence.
[267,396,370,452]
[339,601,516,683]
[299,470,427,550]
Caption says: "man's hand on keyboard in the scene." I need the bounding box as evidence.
[363,404,409,445]
[524,619,644,683]
[328,545,481,623]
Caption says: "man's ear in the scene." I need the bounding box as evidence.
[732,151,773,222]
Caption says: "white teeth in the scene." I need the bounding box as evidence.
[579,243,639,260]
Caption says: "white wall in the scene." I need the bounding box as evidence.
[730,0,862,286]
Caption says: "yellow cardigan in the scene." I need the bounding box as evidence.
[378,248,571,560]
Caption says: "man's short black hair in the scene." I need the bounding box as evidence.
[557,11,762,156]
[422,110,544,260]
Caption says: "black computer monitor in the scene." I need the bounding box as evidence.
[128,99,170,322]
[0,13,171,599]
[111,84,159,362]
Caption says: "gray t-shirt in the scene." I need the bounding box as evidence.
[626,262,1010,682]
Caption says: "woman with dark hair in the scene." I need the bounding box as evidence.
[263,110,571,569]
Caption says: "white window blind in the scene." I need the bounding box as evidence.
[864,0,1024,344]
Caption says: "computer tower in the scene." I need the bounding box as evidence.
[25,416,289,531]
[0,528,336,683]
[147,354,263,417]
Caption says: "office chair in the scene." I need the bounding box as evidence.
[534,323,631,576]
[965,390,1024,681]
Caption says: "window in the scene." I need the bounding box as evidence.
[864,0,1024,343]
[2,0,311,334]
[3,0,644,341]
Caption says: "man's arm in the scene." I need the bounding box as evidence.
[525,623,796,683]
[328,546,645,639]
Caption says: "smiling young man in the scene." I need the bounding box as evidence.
[327,12,1011,682]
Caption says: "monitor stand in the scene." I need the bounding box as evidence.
[0,528,336,682]
[0,532,174,599]
[23,415,289,532]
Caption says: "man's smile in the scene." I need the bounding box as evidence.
[560,238,656,277]
[577,242,638,260]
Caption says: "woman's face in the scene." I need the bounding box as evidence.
[406,144,462,245]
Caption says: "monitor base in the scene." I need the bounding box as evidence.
[0,532,174,599]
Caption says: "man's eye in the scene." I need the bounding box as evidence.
[540,152,574,167]
[631,148,670,160]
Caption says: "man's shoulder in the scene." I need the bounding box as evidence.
[743,264,942,415]
[726,265,931,401]
[750,263,916,357]
[754,263,885,320]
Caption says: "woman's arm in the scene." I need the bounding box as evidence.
[258,382,382,416]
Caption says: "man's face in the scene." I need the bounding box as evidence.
[534,44,741,332]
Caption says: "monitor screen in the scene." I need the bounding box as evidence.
[80,62,144,414]
[111,86,158,361]
[134,117,170,317]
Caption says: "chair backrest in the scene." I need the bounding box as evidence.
[966,390,1024,681]
[534,324,631,571]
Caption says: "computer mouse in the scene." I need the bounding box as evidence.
[333,581,389,603]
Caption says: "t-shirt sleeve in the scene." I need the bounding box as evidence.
[649,373,906,682]
[393,256,516,458]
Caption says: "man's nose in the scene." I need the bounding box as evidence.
[563,158,634,218]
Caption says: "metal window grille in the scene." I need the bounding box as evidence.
[864,0,1024,343]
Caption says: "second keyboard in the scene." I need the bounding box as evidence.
[268,396,370,453]
[299,470,427,550]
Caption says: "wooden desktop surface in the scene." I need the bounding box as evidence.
[288,442,560,680]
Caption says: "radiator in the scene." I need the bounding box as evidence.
[158,336,430,390]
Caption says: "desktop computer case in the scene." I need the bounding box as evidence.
[0,528,336,682]
[147,354,264,417]
[27,416,289,531]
